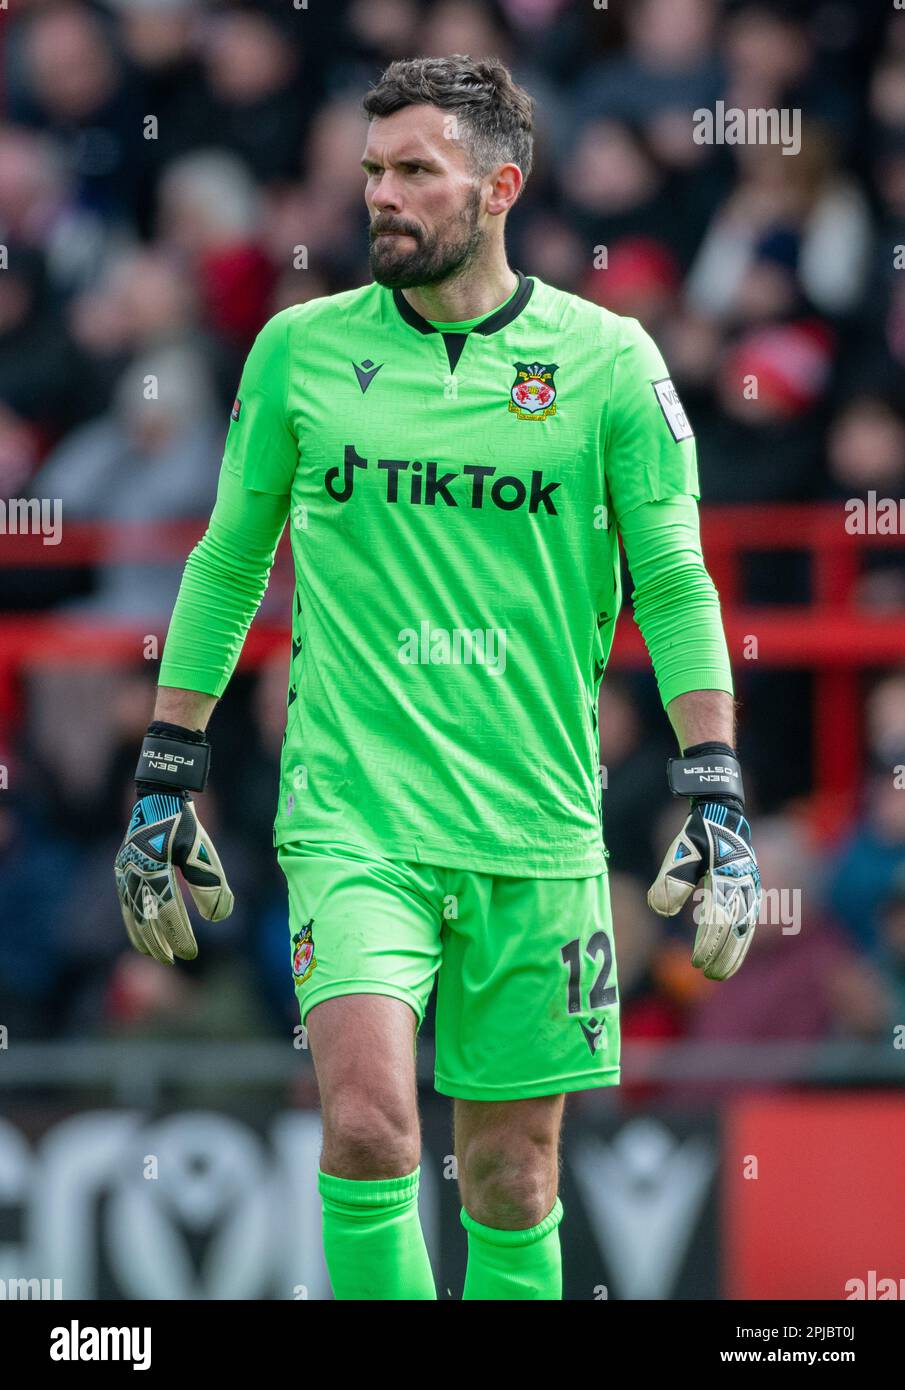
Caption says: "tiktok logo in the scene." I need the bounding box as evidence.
[324,445,561,513]
[325,446,367,501]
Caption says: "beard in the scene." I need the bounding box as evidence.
[369,187,484,289]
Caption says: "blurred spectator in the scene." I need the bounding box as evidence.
[0,787,78,1039]
[32,344,224,616]
[195,9,305,180]
[157,150,275,346]
[7,2,145,221]
[513,211,586,294]
[582,235,682,333]
[343,0,422,74]
[827,394,905,497]
[686,133,871,319]
[0,241,104,459]
[0,402,43,495]
[720,1,857,150]
[68,246,241,409]
[599,675,675,879]
[824,671,905,955]
[692,316,834,502]
[559,120,667,244]
[0,124,131,299]
[824,393,905,608]
[875,862,905,1028]
[573,0,721,143]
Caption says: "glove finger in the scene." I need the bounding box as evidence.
[115,827,191,963]
[648,829,702,916]
[116,887,153,958]
[173,807,234,922]
[693,872,760,979]
[145,869,198,961]
[718,876,762,981]
[703,917,756,981]
[114,858,172,962]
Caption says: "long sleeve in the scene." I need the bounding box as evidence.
[617,493,734,708]
[158,464,289,696]
[158,310,298,695]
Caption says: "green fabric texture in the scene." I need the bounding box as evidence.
[318,1166,437,1301]
[618,493,734,706]
[159,470,288,696]
[460,1197,564,1300]
[160,479,731,715]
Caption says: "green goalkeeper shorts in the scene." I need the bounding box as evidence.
[279,840,620,1100]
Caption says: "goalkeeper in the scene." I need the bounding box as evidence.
[115,54,760,1301]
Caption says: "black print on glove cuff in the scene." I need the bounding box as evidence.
[135,734,211,792]
[666,754,745,803]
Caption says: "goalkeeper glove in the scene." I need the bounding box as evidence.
[114,721,234,964]
[648,741,761,980]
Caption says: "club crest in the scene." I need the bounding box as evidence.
[291,918,317,985]
[509,361,558,420]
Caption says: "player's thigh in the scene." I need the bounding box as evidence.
[279,841,442,1117]
[435,869,619,1101]
[306,994,420,1136]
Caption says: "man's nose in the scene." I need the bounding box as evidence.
[370,172,403,212]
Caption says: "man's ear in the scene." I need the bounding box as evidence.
[486,163,523,216]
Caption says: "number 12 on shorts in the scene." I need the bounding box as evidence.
[560,932,617,1015]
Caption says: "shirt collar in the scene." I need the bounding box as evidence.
[391,269,534,337]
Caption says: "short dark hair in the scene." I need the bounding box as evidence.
[362,55,534,186]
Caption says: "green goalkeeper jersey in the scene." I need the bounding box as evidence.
[161,271,726,876]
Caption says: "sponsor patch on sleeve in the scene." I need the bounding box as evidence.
[652,378,693,442]
[230,397,242,422]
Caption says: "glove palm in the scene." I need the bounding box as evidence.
[648,798,761,980]
[114,791,234,965]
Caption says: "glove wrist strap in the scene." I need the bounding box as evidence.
[135,721,211,793]
[667,742,745,805]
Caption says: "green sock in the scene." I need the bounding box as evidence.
[461,1197,564,1300]
[318,1166,437,1300]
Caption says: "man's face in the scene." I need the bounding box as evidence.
[362,105,485,289]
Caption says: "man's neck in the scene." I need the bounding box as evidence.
[399,260,519,324]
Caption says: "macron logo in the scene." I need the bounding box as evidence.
[352,359,384,394]
[50,1321,151,1371]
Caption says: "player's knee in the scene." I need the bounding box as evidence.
[458,1133,556,1229]
[322,1093,420,1179]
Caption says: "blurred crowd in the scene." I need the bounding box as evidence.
[1,0,905,1089]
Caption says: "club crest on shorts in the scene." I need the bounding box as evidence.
[509,361,558,420]
[291,918,317,985]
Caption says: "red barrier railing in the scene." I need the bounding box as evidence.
[1,505,903,841]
